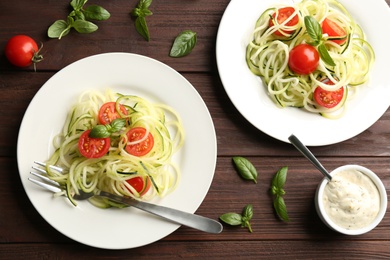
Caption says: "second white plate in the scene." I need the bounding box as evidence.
[216,0,390,146]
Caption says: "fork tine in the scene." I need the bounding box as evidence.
[28,177,62,193]
[34,161,64,173]
[29,171,61,187]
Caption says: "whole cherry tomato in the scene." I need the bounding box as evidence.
[288,44,319,75]
[4,35,43,68]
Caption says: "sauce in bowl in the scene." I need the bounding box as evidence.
[315,165,387,235]
[323,169,380,230]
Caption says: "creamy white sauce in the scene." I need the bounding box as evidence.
[323,169,380,230]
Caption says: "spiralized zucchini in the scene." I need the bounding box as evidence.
[45,89,185,207]
[246,0,374,118]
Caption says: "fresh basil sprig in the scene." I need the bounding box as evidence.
[169,30,197,58]
[271,166,289,222]
[89,118,126,138]
[232,156,258,183]
[304,16,336,67]
[219,204,254,233]
[131,0,153,41]
[48,0,110,39]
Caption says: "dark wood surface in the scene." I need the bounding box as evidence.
[1,0,389,258]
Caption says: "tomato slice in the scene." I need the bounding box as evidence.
[98,102,128,125]
[314,79,344,108]
[321,18,347,45]
[269,7,299,37]
[126,176,152,195]
[78,129,111,158]
[125,127,154,156]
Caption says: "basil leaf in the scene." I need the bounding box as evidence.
[169,30,197,58]
[72,19,98,34]
[318,44,336,66]
[232,156,258,183]
[274,196,289,222]
[219,213,242,226]
[84,5,110,21]
[73,10,86,21]
[71,0,87,11]
[135,16,150,41]
[89,125,110,138]
[139,0,153,9]
[47,20,71,39]
[110,119,126,133]
[272,166,287,189]
[242,204,253,220]
[304,16,322,44]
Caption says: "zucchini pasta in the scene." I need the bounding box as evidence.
[45,89,185,208]
[246,0,374,118]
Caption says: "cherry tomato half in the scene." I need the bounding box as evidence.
[4,35,43,67]
[98,102,128,125]
[321,18,347,45]
[125,127,154,156]
[269,7,299,37]
[314,79,344,108]
[288,44,319,75]
[126,176,152,195]
[78,129,111,158]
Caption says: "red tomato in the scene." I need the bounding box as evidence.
[314,79,344,108]
[269,7,299,37]
[288,44,319,75]
[4,35,43,67]
[125,127,154,156]
[98,102,128,125]
[126,176,152,195]
[78,129,111,158]
[321,18,347,45]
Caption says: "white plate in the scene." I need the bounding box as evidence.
[17,53,217,249]
[216,0,390,146]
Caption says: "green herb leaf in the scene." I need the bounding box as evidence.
[274,196,289,222]
[89,125,110,138]
[242,204,253,220]
[139,0,152,9]
[110,119,126,133]
[318,44,336,66]
[84,5,110,21]
[71,0,87,11]
[271,166,287,189]
[219,213,243,226]
[169,30,197,58]
[47,20,71,39]
[271,167,289,222]
[233,156,258,183]
[304,16,322,44]
[135,16,150,41]
[72,19,98,34]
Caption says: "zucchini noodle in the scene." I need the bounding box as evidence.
[45,89,185,208]
[246,0,374,118]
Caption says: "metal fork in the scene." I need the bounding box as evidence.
[29,162,223,234]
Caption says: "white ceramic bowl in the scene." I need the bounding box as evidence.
[315,164,387,235]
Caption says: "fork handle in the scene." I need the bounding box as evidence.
[98,191,223,234]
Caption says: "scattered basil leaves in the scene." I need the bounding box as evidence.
[232,156,258,183]
[169,30,197,58]
[89,119,126,138]
[270,166,289,222]
[219,204,254,232]
[131,0,153,41]
[48,0,110,39]
[304,16,336,66]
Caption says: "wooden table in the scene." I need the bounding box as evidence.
[1,0,389,258]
